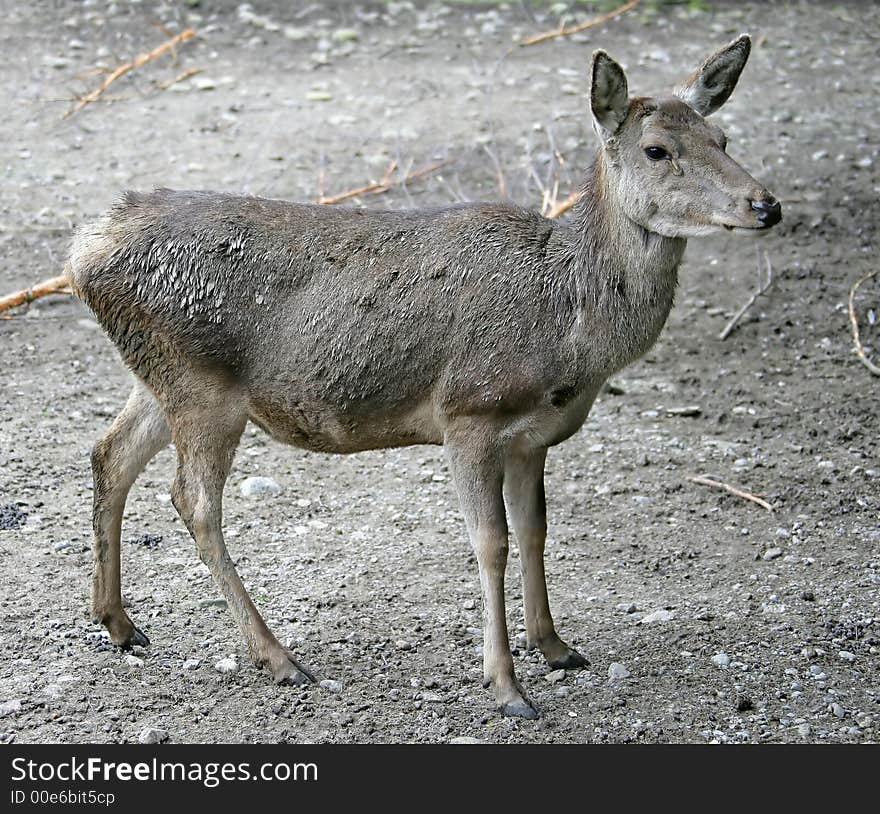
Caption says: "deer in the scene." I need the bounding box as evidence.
[66,35,780,719]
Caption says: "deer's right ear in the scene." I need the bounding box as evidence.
[590,51,629,140]
[674,34,751,117]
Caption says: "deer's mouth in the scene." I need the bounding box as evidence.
[722,223,775,234]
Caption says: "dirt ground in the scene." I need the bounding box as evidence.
[0,0,878,744]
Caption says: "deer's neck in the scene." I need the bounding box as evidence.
[556,152,686,375]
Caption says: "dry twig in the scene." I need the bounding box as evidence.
[718,248,774,340]
[316,161,397,205]
[0,275,70,315]
[315,161,448,205]
[687,475,774,512]
[156,66,202,91]
[546,189,582,219]
[64,28,196,119]
[847,269,880,376]
[482,144,507,199]
[519,0,639,47]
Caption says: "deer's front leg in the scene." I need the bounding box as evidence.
[504,446,587,670]
[447,436,537,719]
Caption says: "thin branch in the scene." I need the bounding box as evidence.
[687,475,774,512]
[718,249,774,340]
[0,275,71,314]
[396,153,416,208]
[519,0,639,47]
[544,124,560,194]
[64,28,196,119]
[316,150,327,202]
[315,161,448,205]
[848,269,880,376]
[316,161,396,205]
[156,66,202,90]
[546,189,581,219]
[482,144,507,199]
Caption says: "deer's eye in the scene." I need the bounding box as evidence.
[644,146,669,161]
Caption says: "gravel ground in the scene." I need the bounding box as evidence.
[0,0,878,744]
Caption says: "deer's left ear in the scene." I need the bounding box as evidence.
[591,50,630,139]
[675,34,751,117]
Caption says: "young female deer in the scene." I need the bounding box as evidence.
[68,35,779,719]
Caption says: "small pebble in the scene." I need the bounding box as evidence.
[193,76,216,91]
[239,477,281,498]
[0,700,22,717]
[215,657,238,674]
[608,662,630,680]
[640,609,675,624]
[762,547,783,561]
[711,653,731,668]
[665,405,702,417]
[283,26,310,41]
[320,679,343,694]
[544,669,566,684]
[331,28,360,42]
[138,727,169,745]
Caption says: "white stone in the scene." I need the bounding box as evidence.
[215,657,238,674]
[608,662,631,680]
[640,609,675,624]
[239,476,281,498]
[138,727,169,744]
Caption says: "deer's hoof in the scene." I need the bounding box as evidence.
[271,650,316,687]
[123,626,151,649]
[102,612,150,649]
[502,699,539,720]
[547,648,588,670]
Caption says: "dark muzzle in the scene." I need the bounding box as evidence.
[750,196,782,228]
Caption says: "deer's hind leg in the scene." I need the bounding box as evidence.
[167,378,314,686]
[91,380,171,647]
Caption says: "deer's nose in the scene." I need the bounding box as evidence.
[749,196,781,227]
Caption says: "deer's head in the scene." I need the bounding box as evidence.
[591,34,780,238]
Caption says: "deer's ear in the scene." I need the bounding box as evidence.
[591,51,629,139]
[675,34,751,117]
